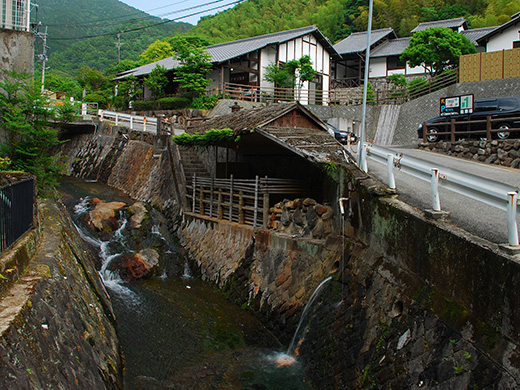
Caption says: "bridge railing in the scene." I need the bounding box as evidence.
[365,144,520,246]
[98,110,158,133]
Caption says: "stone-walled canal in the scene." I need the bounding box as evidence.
[3,123,520,389]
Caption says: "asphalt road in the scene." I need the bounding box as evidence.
[365,144,520,245]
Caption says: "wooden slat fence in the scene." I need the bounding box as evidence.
[186,175,310,227]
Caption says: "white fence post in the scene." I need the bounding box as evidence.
[387,154,396,189]
[431,168,441,212]
[507,192,519,246]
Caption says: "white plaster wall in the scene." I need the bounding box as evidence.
[486,23,520,52]
[260,46,277,89]
[369,58,387,78]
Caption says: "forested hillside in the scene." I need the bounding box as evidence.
[36,0,192,76]
[190,0,519,44]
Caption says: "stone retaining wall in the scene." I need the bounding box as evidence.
[419,139,520,168]
[0,200,122,389]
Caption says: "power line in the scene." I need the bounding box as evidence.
[47,0,242,41]
[42,0,219,28]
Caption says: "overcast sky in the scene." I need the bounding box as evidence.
[119,0,239,25]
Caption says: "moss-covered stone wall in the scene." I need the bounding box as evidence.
[0,200,123,389]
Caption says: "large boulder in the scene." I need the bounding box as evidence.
[86,198,126,232]
[128,201,148,228]
[109,249,159,281]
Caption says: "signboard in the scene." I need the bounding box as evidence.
[440,94,474,116]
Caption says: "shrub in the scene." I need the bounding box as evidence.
[156,96,191,110]
[131,100,157,111]
[84,92,107,108]
[172,128,235,146]
[191,95,219,110]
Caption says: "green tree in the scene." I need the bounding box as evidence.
[45,73,83,100]
[0,71,64,192]
[174,45,213,97]
[140,40,174,64]
[263,55,316,90]
[400,27,476,76]
[76,66,108,93]
[144,65,169,99]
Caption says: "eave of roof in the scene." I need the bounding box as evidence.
[411,17,467,33]
[370,37,411,58]
[476,13,520,44]
[462,26,498,45]
[114,26,341,80]
[333,28,396,56]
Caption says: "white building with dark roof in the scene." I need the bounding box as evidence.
[476,12,520,52]
[117,25,340,105]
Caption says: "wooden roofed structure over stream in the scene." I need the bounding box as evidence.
[175,102,353,229]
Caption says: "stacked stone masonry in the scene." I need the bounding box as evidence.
[419,139,520,169]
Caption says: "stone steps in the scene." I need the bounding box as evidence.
[178,147,210,179]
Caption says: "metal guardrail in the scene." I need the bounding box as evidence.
[98,110,158,133]
[365,144,520,246]
[0,178,35,253]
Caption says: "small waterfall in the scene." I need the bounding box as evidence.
[287,276,333,355]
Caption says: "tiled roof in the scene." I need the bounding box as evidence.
[370,37,411,57]
[411,17,467,33]
[208,25,339,63]
[115,26,339,79]
[462,27,497,45]
[191,102,326,136]
[476,13,520,43]
[333,28,396,55]
[113,57,181,80]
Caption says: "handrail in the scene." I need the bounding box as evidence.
[98,110,158,133]
[366,144,520,245]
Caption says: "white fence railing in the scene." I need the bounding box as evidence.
[365,144,520,246]
[1,0,30,31]
[98,110,158,133]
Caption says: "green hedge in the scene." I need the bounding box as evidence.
[132,97,191,111]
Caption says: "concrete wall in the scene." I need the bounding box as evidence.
[0,28,34,74]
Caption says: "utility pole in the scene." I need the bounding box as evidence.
[39,26,48,93]
[115,33,124,63]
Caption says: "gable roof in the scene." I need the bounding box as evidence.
[333,28,397,56]
[370,37,411,58]
[191,102,327,136]
[411,17,467,33]
[188,103,349,164]
[115,26,340,80]
[476,12,520,44]
[208,25,340,63]
[461,26,498,45]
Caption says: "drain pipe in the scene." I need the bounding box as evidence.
[338,198,349,215]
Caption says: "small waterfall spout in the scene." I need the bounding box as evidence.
[287,276,333,355]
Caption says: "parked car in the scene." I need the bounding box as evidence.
[418,97,520,142]
[326,123,358,145]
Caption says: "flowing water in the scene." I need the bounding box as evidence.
[59,177,311,390]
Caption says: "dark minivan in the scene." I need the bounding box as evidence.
[418,97,520,142]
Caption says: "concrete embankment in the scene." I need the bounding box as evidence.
[57,125,520,388]
[0,199,122,389]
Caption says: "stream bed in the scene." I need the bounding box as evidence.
[58,177,311,390]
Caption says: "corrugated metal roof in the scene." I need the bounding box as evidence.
[370,37,411,57]
[462,26,497,45]
[333,28,396,55]
[411,17,467,33]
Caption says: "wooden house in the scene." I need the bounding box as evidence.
[115,26,341,105]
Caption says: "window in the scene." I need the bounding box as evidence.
[513,41,520,48]
[387,56,406,70]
